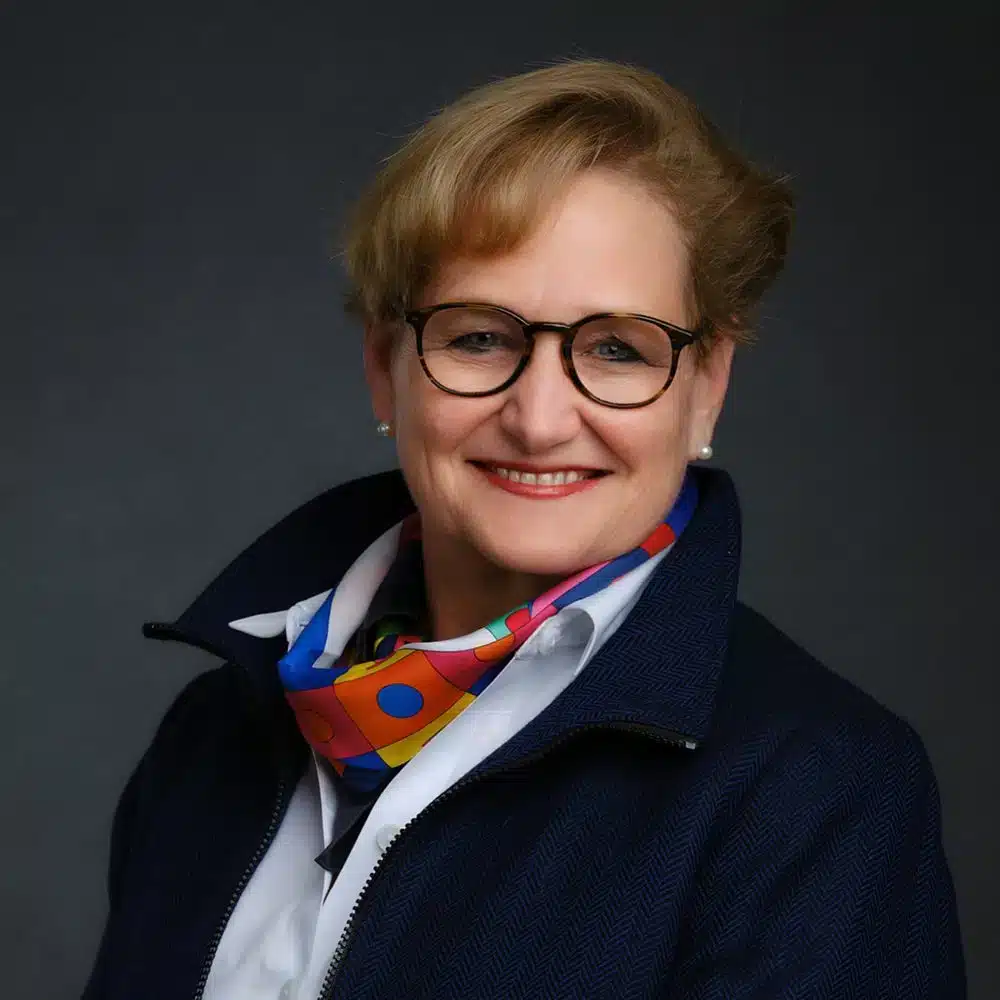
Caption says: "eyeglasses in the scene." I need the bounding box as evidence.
[404,302,707,409]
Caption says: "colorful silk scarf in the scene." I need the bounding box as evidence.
[279,471,699,792]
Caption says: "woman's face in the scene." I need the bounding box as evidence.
[365,169,734,578]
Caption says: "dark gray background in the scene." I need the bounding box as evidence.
[2,4,997,997]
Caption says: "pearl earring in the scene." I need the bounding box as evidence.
[376,420,392,437]
[697,444,714,461]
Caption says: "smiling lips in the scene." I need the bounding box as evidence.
[472,461,607,498]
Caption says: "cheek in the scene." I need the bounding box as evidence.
[601,391,693,472]
[388,341,419,411]
[391,352,489,460]
[391,350,440,441]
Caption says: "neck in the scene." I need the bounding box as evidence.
[420,529,564,641]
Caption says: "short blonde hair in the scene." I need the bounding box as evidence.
[343,59,793,355]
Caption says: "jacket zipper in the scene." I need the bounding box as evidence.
[315,719,698,1000]
[191,774,291,1000]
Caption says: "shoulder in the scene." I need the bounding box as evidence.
[130,663,289,800]
[718,602,936,796]
[668,611,963,999]
[133,666,247,777]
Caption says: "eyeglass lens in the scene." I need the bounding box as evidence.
[419,305,676,406]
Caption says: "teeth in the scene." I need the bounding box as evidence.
[488,466,595,485]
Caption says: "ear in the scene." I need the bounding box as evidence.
[686,336,736,459]
[362,322,396,425]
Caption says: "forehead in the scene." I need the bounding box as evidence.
[420,170,692,327]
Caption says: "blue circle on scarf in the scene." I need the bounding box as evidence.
[377,683,424,719]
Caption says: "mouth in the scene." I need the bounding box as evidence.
[469,461,609,497]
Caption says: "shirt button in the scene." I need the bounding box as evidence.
[375,823,401,853]
[279,981,293,1000]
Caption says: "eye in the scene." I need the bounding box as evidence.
[447,330,521,354]
[450,331,502,351]
[585,336,646,363]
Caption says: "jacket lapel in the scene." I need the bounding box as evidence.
[143,470,414,713]
[144,465,740,758]
[458,465,741,775]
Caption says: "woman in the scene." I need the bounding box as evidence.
[83,60,965,999]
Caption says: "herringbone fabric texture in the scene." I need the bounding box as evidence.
[82,467,966,999]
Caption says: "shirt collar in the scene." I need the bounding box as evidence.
[512,545,671,670]
[228,510,674,675]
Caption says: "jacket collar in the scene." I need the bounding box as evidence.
[144,464,740,748]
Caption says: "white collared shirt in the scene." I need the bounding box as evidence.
[203,546,669,1000]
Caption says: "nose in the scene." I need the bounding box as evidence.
[497,333,583,452]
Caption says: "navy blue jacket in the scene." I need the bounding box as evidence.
[82,466,966,999]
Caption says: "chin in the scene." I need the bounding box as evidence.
[469,523,605,579]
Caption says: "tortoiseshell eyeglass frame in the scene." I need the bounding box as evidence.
[403,301,709,409]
